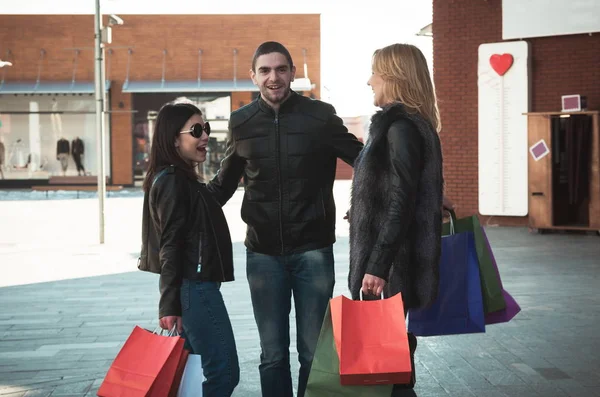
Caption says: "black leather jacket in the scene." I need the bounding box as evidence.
[208,92,363,255]
[139,166,234,318]
[363,119,424,279]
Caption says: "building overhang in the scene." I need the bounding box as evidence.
[0,81,111,95]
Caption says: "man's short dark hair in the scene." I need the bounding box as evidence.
[251,41,294,72]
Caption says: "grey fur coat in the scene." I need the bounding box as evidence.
[348,103,444,309]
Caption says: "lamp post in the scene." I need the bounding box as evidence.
[94,0,106,244]
[94,2,122,244]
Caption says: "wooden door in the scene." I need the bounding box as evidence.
[589,113,600,229]
[527,115,553,228]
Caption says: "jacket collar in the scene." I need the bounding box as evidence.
[257,90,300,115]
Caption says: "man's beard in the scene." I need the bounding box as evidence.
[262,85,290,105]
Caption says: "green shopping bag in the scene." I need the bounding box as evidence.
[305,303,393,397]
[442,209,506,313]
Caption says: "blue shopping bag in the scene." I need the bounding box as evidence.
[407,229,486,336]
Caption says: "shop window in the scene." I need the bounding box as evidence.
[0,95,110,181]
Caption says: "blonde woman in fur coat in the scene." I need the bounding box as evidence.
[348,43,444,392]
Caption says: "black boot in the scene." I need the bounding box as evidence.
[407,332,417,387]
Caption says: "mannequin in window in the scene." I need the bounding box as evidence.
[56,137,70,176]
[8,138,27,169]
[71,137,85,176]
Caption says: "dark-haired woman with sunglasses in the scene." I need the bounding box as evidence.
[139,101,239,396]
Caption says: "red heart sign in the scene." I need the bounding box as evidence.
[489,54,513,76]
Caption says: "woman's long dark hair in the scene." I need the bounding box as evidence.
[143,102,202,192]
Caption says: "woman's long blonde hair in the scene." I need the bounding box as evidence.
[372,44,441,133]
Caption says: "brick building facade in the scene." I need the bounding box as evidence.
[433,0,600,225]
[0,14,322,186]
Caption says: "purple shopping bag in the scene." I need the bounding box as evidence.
[481,229,521,324]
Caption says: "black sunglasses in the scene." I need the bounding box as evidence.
[180,122,211,138]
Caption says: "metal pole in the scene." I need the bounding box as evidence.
[94,0,106,244]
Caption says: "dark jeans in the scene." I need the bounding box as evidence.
[180,279,240,397]
[246,245,335,397]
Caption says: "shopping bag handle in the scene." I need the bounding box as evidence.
[359,289,384,301]
[152,323,180,337]
[444,208,457,235]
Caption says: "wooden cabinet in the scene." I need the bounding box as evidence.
[526,111,600,232]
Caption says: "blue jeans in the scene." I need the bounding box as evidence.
[180,279,240,397]
[246,245,335,397]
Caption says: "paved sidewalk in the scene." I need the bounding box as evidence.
[1,183,599,396]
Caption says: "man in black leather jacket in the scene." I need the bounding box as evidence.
[207,41,363,397]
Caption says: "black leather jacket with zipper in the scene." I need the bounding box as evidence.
[207,91,364,255]
[138,166,234,318]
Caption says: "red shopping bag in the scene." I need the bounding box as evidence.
[330,293,412,386]
[147,337,186,397]
[97,326,186,397]
[168,348,190,397]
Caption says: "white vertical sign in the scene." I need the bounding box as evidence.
[478,41,530,217]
